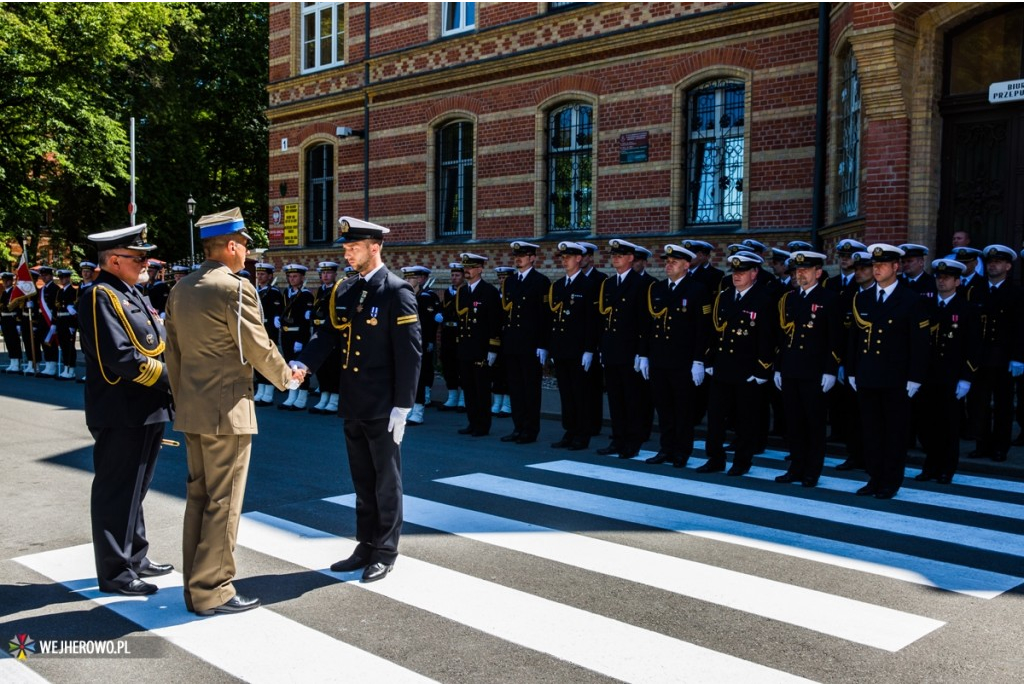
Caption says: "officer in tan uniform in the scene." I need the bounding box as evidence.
[165,207,299,615]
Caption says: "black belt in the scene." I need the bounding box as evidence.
[282,326,300,332]
[57,312,73,317]
[1,313,15,318]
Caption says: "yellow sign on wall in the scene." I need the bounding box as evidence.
[283,204,299,246]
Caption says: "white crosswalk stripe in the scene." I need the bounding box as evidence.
[9,451,1022,683]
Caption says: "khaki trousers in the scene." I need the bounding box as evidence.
[182,432,252,612]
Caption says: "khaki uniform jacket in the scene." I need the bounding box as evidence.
[164,261,293,434]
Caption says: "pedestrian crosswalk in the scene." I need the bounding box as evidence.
[11,451,1024,683]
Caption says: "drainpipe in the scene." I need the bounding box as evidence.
[811,3,830,249]
[363,2,371,219]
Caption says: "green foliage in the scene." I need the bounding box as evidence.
[0,2,269,267]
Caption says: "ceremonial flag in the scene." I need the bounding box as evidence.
[11,252,36,305]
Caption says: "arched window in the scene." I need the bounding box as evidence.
[837,52,861,219]
[437,121,474,238]
[684,80,744,227]
[305,143,334,244]
[547,103,593,233]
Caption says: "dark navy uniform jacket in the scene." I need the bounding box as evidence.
[500,268,551,355]
[638,275,711,369]
[707,285,776,383]
[967,279,1024,369]
[548,271,600,360]
[281,287,315,343]
[691,263,725,295]
[257,284,284,342]
[927,292,980,386]
[301,267,421,419]
[847,281,930,388]
[776,285,843,380]
[598,269,645,365]
[455,279,503,363]
[415,287,442,351]
[77,270,173,428]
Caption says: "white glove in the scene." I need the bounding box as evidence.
[691,361,704,386]
[67,304,76,316]
[537,348,548,366]
[907,381,921,398]
[388,407,411,445]
[160,312,167,321]
[849,376,857,392]
[274,315,281,329]
[582,352,593,372]
[705,366,714,376]
[955,380,971,400]
[305,310,311,320]
[837,365,845,384]
[49,325,57,335]
[773,371,783,391]
[487,351,497,366]
[637,356,649,380]
[434,313,444,323]
[16,326,21,334]
[747,375,767,385]
[293,341,303,353]
[822,374,836,393]
[1011,361,1024,378]
[633,354,641,372]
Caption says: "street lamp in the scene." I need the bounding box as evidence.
[186,195,197,264]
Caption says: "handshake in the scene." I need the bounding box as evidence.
[287,363,308,389]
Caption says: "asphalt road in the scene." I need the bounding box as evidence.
[1,371,1022,684]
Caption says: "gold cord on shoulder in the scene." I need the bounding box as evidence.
[92,286,165,386]
[647,281,667,319]
[712,291,727,333]
[328,280,354,367]
[548,282,563,317]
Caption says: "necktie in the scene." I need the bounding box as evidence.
[565,276,572,288]
[518,274,524,283]
[669,281,676,292]
[878,289,886,304]
[938,299,946,309]
[619,275,625,286]
[800,290,807,298]
[735,291,741,303]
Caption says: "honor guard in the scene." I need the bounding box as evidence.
[827,238,867,294]
[898,244,937,304]
[278,263,314,410]
[17,268,42,376]
[492,266,515,418]
[636,245,712,467]
[455,253,503,437]
[499,241,551,444]
[438,263,465,411]
[631,245,657,445]
[770,248,793,288]
[787,240,814,252]
[742,239,782,297]
[916,259,980,484]
[253,262,284,406]
[307,261,342,415]
[36,265,59,377]
[54,269,79,379]
[968,244,1024,462]
[595,239,648,459]
[685,240,724,295]
[951,247,983,297]
[1,272,23,373]
[77,223,174,596]
[846,244,930,499]
[698,252,776,476]
[577,241,606,437]
[548,241,601,451]
[401,264,442,425]
[773,252,843,488]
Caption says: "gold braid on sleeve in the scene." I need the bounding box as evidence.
[93,286,166,386]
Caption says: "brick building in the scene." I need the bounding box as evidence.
[265,2,1024,282]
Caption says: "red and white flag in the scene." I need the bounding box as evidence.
[10,252,36,305]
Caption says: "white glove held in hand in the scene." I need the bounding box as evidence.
[388,407,411,445]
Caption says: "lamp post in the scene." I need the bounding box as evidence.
[186,195,197,265]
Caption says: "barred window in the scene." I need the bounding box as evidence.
[684,80,745,227]
[437,121,474,238]
[302,2,343,73]
[547,103,593,233]
[442,2,475,36]
[837,53,861,219]
[305,144,334,244]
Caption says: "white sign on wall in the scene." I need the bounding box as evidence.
[989,79,1024,104]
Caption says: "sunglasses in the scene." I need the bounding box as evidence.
[111,254,148,264]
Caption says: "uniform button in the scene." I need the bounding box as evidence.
[354,368,359,373]
[355,351,360,356]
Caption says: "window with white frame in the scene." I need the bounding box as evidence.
[442,2,476,36]
[306,144,334,244]
[437,121,475,238]
[684,80,745,227]
[547,103,593,233]
[837,52,861,219]
[302,2,343,72]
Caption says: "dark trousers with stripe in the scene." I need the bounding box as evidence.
[344,418,403,565]
[858,386,910,492]
[506,353,542,437]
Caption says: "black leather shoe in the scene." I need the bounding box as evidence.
[695,461,725,474]
[196,594,261,616]
[618,450,638,459]
[774,472,799,484]
[500,432,521,442]
[645,453,671,465]
[874,489,898,500]
[835,459,861,471]
[471,431,489,437]
[672,456,689,469]
[936,475,953,484]
[515,434,537,444]
[104,578,158,596]
[595,445,620,456]
[330,553,369,572]
[801,478,818,488]
[913,472,934,482]
[567,441,590,451]
[551,438,573,449]
[992,452,1008,462]
[137,562,174,577]
[361,562,394,583]
[726,464,750,476]
[855,483,877,496]
[457,426,475,435]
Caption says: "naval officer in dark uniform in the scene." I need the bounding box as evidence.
[401,264,442,425]
[917,259,980,484]
[77,223,174,596]
[454,253,503,437]
[308,261,342,415]
[278,263,315,410]
[636,244,711,467]
[847,244,930,499]
[773,251,843,488]
[253,262,285,406]
[296,217,421,583]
